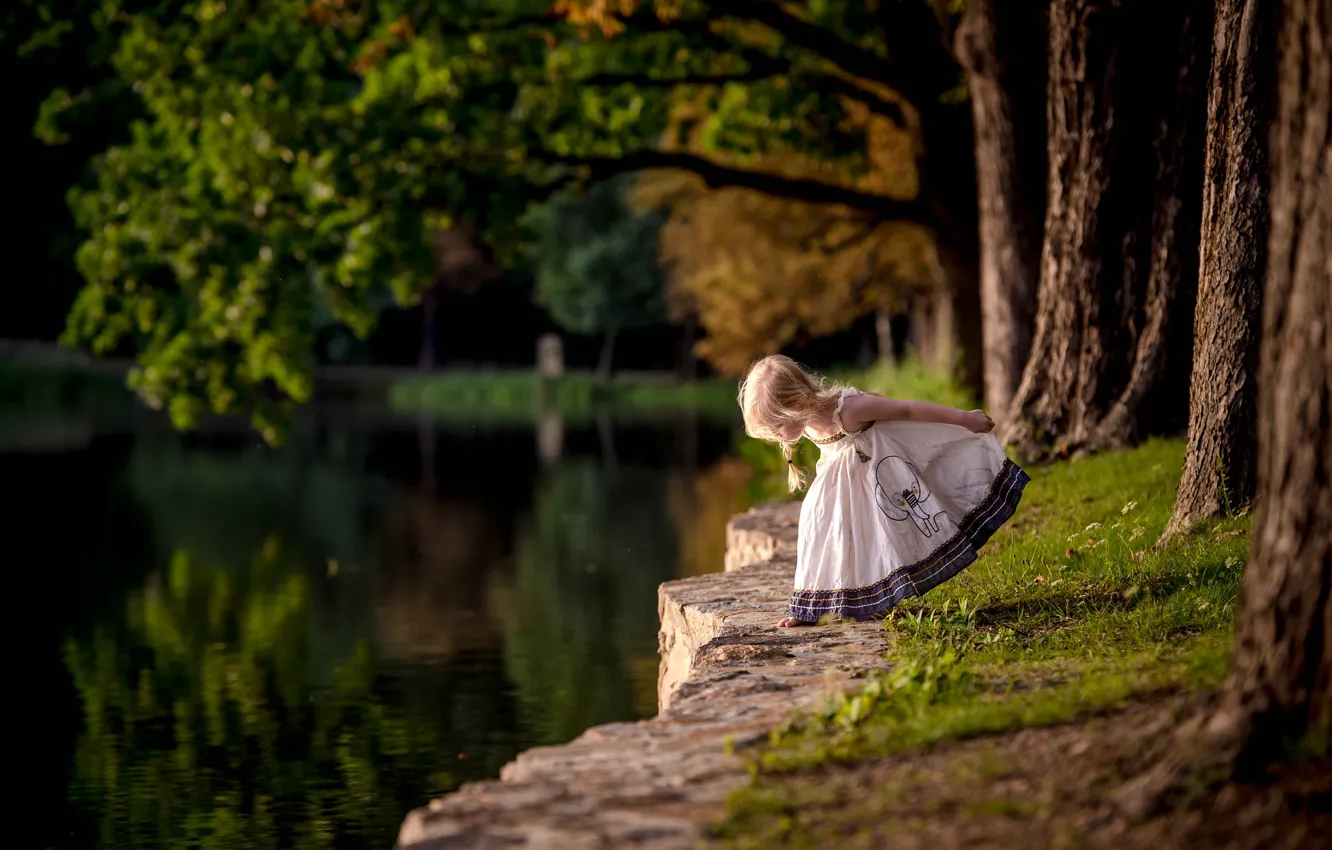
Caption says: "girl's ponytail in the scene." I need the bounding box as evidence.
[783,442,807,493]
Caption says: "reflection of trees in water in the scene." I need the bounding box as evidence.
[124,434,392,690]
[668,456,757,578]
[493,460,680,741]
[375,492,510,661]
[126,434,390,579]
[64,542,524,850]
[84,420,758,841]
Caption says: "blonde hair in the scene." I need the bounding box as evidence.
[738,355,843,492]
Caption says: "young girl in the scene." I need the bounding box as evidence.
[739,355,1029,627]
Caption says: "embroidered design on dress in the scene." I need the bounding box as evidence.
[874,455,949,538]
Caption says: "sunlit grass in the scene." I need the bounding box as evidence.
[836,355,978,411]
[388,369,740,422]
[715,439,1251,845]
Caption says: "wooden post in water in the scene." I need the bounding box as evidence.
[535,334,565,465]
[536,333,564,378]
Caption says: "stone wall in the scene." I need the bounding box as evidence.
[396,501,885,850]
[721,500,800,572]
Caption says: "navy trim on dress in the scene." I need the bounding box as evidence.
[787,458,1030,623]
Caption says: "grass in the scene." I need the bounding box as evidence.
[388,369,740,423]
[714,438,1253,846]
[835,355,978,412]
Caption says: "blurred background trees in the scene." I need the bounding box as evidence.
[6,0,983,427]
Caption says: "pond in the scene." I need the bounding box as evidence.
[9,401,756,850]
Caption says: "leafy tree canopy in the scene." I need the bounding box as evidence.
[532,176,667,345]
[31,0,960,432]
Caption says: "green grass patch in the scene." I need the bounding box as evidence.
[836,355,978,411]
[388,369,740,423]
[715,439,1252,845]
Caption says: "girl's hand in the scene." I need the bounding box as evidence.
[962,409,995,433]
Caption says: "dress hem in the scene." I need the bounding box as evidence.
[787,458,1030,623]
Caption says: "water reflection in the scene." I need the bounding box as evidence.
[12,409,750,849]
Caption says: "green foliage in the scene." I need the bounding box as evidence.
[54,0,442,437]
[716,440,1255,844]
[531,177,668,339]
[840,354,977,411]
[28,0,962,432]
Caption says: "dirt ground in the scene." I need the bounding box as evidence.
[723,695,1330,849]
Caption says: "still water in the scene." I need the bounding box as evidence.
[10,405,754,850]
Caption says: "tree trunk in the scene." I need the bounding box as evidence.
[1163,0,1277,542]
[874,307,896,366]
[597,328,617,379]
[908,289,955,374]
[417,289,438,371]
[677,315,698,382]
[917,101,984,396]
[955,0,1048,422]
[872,2,984,398]
[1216,0,1331,771]
[1001,0,1212,460]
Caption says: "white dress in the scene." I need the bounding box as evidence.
[790,388,1029,623]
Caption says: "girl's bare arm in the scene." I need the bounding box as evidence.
[840,393,994,434]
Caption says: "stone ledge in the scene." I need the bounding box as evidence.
[723,500,801,572]
[397,501,886,850]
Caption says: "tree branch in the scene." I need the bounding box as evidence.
[443,8,908,125]
[539,149,932,224]
[699,0,908,94]
[809,74,908,125]
[579,65,782,87]
[579,57,907,126]
[431,13,559,38]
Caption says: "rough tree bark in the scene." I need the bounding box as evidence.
[919,104,985,397]
[1000,0,1212,460]
[1220,0,1331,770]
[955,0,1048,422]
[1163,0,1278,541]
[1116,1,1329,814]
[873,0,984,396]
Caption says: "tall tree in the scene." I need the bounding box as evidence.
[1117,0,1329,814]
[1163,0,1278,541]
[1001,0,1212,460]
[954,0,1047,422]
[869,0,984,393]
[532,178,668,377]
[637,170,940,377]
[42,0,992,426]
[1219,0,1330,770]
[419,225,501,370]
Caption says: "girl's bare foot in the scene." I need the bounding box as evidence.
[778,616,811,627]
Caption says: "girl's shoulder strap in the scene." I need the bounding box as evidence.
[832,386,860,431]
